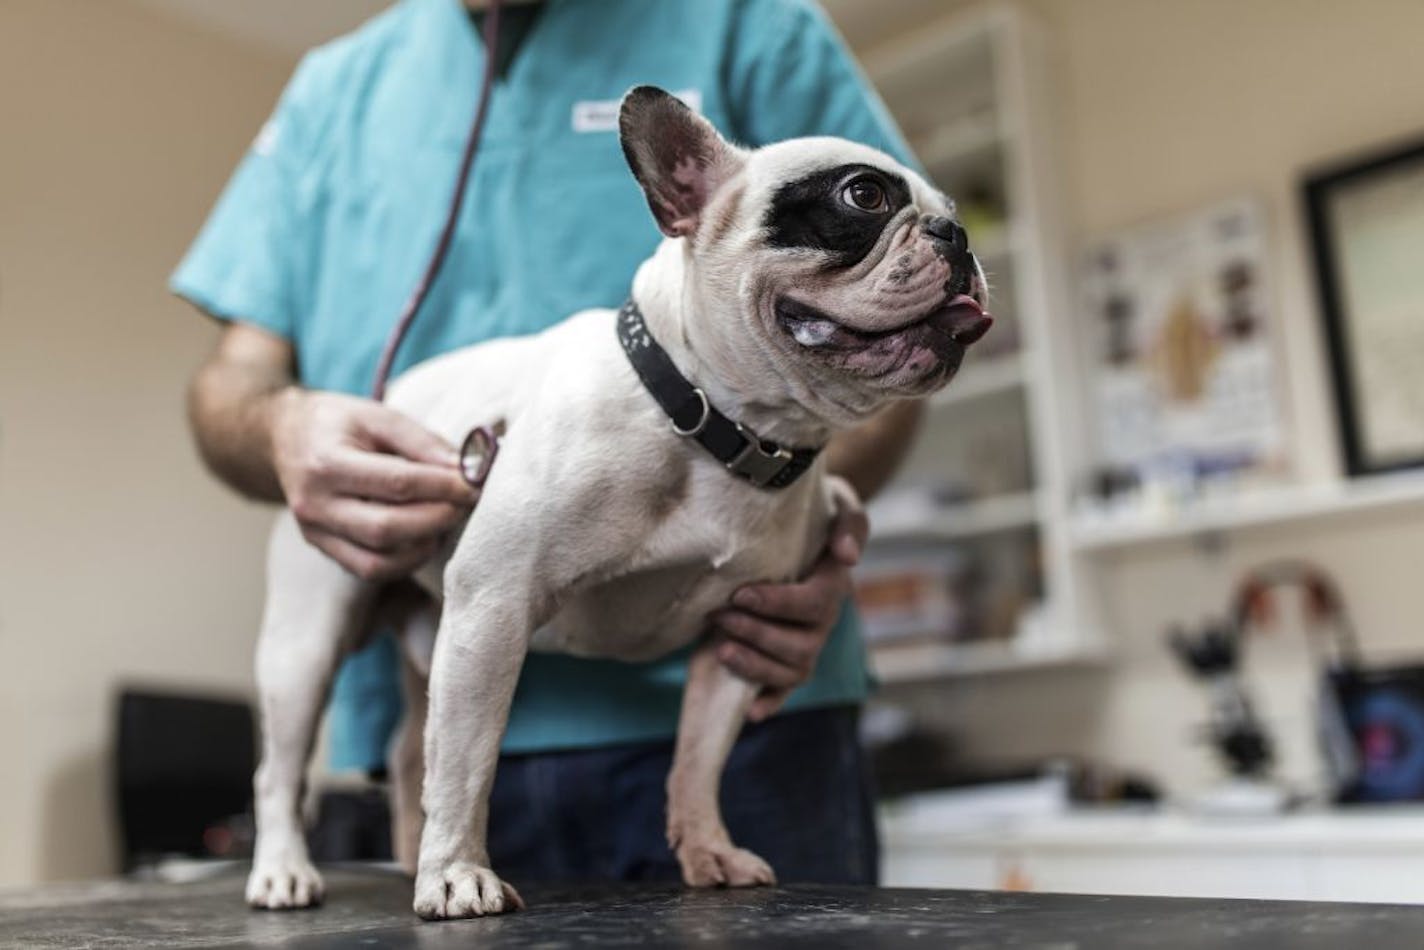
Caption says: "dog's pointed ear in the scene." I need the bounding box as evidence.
[619,86,744,239]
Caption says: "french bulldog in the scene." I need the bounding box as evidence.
[244,85,990,919]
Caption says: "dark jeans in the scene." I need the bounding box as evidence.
[486,705,879,885]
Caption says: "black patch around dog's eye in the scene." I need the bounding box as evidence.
[763,164,912,268]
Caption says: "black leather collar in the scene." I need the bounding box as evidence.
[616,299,822,489]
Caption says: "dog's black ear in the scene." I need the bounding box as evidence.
[619,86,744,239]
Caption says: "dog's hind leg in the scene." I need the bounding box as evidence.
[246,512,375,910]
[390,657,427,876]
[666,642,775,887]
[390,600,437,877]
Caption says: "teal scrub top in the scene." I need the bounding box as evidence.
[172,0,915,770]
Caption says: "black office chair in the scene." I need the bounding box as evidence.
[114,688,256,870]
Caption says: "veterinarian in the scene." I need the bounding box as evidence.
[176,0,920,884]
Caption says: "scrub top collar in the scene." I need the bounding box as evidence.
[410,0,572,149]
[469,3,547,79]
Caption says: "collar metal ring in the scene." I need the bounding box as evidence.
[671,387,710,438]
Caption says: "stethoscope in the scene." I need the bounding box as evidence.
[369,0,504,489]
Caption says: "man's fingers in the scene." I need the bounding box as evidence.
[359,405,462,467]
[732,568,843,627]
[716,636,803,691]
[302,527,439,582]
[323,449,478,506]
[316,498,466,552]
[828,505,870,566]
[716,611,819,673]
[748,689,791,723]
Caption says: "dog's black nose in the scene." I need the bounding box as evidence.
[923,215,969,256]
[923,216,974,295]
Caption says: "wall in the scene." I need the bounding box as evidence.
[888,0,1424,798]
[0,2,294,885]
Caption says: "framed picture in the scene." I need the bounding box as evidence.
[1304,138,1424,476]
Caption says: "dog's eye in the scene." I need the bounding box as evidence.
[842,177,888,213]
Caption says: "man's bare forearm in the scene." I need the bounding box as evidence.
[187,325,297,503]
[824,400,923,501]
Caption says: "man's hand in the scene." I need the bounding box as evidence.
[187,323,477,582]
[712,502,870,722]
[270,389,478,581]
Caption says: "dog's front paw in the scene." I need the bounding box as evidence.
[413,862,525,920]
[676,839,776,888]
[246,856,324,910]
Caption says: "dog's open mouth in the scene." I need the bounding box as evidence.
[775,294,993,362]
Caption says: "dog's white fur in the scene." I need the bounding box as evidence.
[243,88,985,918]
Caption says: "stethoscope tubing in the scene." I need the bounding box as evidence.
[369,0,505,489]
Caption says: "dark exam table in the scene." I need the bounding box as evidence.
[3,865,1423,949]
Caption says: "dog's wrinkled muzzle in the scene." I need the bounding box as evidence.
[775,293,992,357]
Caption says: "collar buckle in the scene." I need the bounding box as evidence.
[727,424,794,487]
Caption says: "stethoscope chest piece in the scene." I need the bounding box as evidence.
[459,425,500,489]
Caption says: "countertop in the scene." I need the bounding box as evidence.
[5,864,1424,949]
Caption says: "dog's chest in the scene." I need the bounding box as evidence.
[532,468,828,661]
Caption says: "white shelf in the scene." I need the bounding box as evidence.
[871,637,1103,683]
[870,491,1040,544]
[1069,472,1424,553]
[930,352,1026,408]
[917,116,1003,171]
[861,14,994,90]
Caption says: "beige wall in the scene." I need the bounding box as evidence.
[0,2,294,885]
[899,0,1424,797]
[6,0,1424,889]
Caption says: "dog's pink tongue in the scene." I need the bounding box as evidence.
[935,294,993,345]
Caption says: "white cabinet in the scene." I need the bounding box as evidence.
[833,4,1103,681]
[880,806,1424,904]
